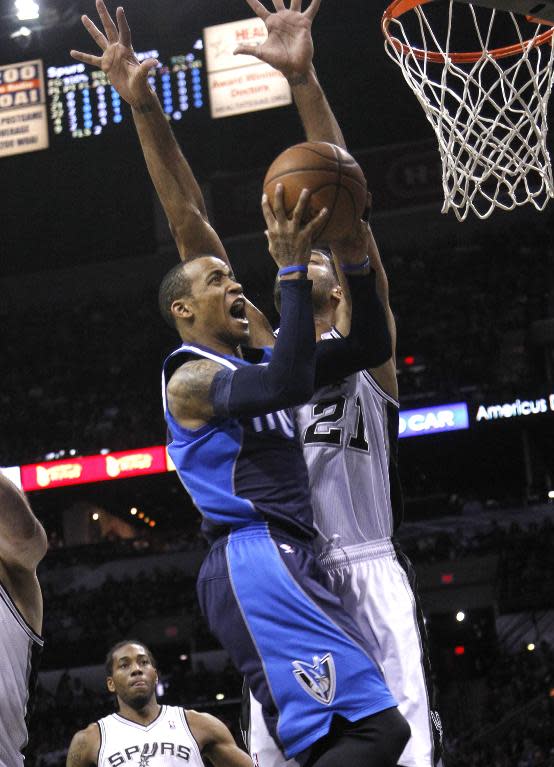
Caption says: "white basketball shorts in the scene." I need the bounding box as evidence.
[246,538,443,767]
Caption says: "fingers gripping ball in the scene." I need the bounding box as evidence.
[263,142,368,242]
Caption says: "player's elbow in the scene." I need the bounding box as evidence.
[272,373,315,408]
[170,206,212,259]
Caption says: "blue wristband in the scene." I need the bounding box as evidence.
[278,265,308,276]
[341,255,370,273]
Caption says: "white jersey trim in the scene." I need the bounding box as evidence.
[179,708,204,764]
[98,718,106,767]
[111,705,166,731]
[326,327,399,408]
[0,581,43,646]
[361,370,399,408]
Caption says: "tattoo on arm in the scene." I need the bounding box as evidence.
[66,733,89,767]
[168,359,223,422]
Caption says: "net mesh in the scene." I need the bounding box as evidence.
[383,1,554,220]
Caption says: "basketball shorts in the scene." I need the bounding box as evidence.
[246,537,443,767]
[196,524,397,759]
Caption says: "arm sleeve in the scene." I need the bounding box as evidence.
[314,270,392,388]
[210,279,316,418]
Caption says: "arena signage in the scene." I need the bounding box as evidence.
[204,18,291,118]
[0,59,48,158]
[399,403,469,438]
[475,393,554,422]
[20,446,169,492]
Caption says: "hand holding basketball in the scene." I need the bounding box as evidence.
[329,219,371,268]
[262,184,329,272]
[263,142,368,243]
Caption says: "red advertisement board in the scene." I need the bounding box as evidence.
[20,446,169,492]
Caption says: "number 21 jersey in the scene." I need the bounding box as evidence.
[295,364,403,546]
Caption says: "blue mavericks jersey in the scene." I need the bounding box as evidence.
[162,343,315,543]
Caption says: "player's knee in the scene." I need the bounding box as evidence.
[387,707,411,761]
[356,707,411,766]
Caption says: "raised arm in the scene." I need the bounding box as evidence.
[71,1,274,346]
[70,0,225,261]
[234,0,346,148]
[366,225,398,399]
[311,219,392,388]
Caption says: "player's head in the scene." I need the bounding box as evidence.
[105,640,158,710]
[274,249,342,328]
[159,256,249,349]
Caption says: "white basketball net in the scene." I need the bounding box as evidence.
[384,1,554,220]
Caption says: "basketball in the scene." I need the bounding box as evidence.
[263,142,368,241]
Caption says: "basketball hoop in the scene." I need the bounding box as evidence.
[382,0,554,220]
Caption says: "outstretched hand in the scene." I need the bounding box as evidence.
[234,0,321,81]
[70,0,158,108]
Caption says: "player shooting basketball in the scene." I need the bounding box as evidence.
[0,473,47,767]
[70,2,411,765]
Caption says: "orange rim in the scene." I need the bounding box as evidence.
[381,0,554,63]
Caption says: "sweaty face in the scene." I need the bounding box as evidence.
[108,644,158,709]
[185,257,249,347]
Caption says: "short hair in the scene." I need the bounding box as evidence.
[105,639,157,677]
[158,262,193,328]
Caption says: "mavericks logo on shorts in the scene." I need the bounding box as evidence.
[292,653,336,705]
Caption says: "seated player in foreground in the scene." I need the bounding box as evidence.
[66,639,252,766]
[159,189,409,766]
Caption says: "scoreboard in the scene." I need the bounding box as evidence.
[46,42,206,141]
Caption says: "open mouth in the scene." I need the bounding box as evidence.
[229,298,247,321]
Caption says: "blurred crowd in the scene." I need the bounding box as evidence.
[444,642,554,767]
[3,223,553,468]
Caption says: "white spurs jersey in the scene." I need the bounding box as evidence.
[295,345,403,547]
[98,706,204,767]
[0,581,43,767]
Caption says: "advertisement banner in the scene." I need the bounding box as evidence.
[0,59,49,158]
[20,446,169,492]
[475,393,554,423]
[204,18,291,119]
[399,403,469,438]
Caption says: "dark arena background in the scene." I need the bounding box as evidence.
[0,0,553,764]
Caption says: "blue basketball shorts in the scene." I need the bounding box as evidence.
[196,524,396,758]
